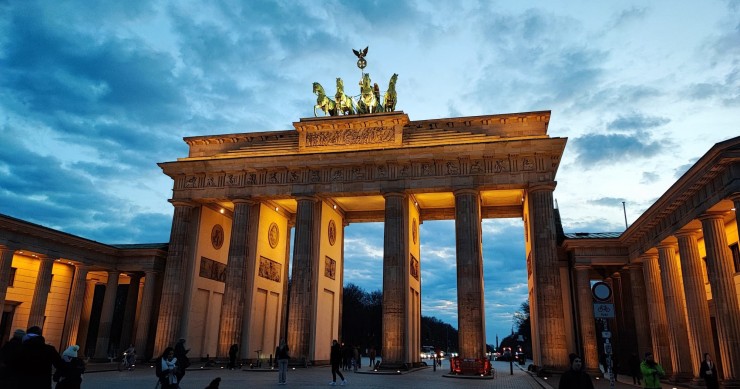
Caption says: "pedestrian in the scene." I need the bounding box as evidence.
[174,338,190,383]
[14,326,65,389]
[329,339,347,386]
[699,353,719,389]
[628,352,642,385]
[275,339,289,385]
[368,346,376,370]
[156,347,178,389]
[639,352,665,389]
[0,329,25,388]
[228,344,239,370]
[342,342,352,371]
[55,345,85,389]
[352,345,359,372]
[558,353,594,389]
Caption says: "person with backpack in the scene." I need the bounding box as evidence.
[174,339,190,383]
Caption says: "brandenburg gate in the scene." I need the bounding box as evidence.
[155,110,570,369]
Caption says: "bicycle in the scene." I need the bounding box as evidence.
[118,352,136,371]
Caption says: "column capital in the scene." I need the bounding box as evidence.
[656,242,677,250]
[381,191,406,199]
[573,263,592,271]
[626,262,643,270]
[453,188,479,196]
[0,244,19,252]
[231,198,255,205]
[294,195,319,202]
[698,211,728,221]
[527,182,557,193]
[728,192,740,202]
[674,229,699,239]
[168,199,196,208]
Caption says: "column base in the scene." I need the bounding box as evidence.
[719,379,740,388]
[669,372,694,383]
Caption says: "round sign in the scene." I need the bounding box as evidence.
[592,281,612,302]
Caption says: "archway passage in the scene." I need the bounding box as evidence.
[156,110,569,368]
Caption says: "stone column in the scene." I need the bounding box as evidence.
[77,278,98,357]
[27,256,55,329]
[628,263,653,359]
[287,196,320,363]
[218,199,254,357]
[642,253,673,374]
[699,212,740,386]
[381,192,407,365]
[656,243,693,381]
[60,264,89,348]
[0,245,16,316]
[617,268,638,367]
[134,271,158,361]
[574,264,599,373]
[119,273,142,350]
[154,201,195,356]
[280,225,292,342]
[675,230,715,379]
[94,270,120,359]
[454,189,486,360]
[527,183,569,369]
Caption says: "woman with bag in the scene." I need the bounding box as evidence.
[156,347,178,389]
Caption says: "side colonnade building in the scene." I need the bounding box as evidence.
[0,110,738,385]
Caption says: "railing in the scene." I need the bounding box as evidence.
[449,357,493,376]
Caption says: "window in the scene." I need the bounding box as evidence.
[8,267,16,287]
[730,243,740,273]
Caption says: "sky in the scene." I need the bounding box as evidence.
[1,1,739,347]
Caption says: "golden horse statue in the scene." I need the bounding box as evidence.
[357,73,378,114]
[383,73,398,112]
[335,78,355,115]
[313,82,337,116]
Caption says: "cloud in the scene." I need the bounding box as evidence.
[607,113,670,132]
[570,132,666,166]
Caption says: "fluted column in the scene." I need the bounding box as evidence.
[0,245,16,316]
[675,230,715,379]
[134,271,158,361]
[27,256,55,329]
[119,273,142,349]
[218,199,254,357]
[699,212,740,386]
[94,270,120,359]
[574,264,599,373]
[381,192,408,365]
[642,253,673,373]
[454,189,486,360]
[287,196,320,362]
[528,183,569,369]
[617,268,638,367]
[77,278,98,357]
[60,264,89,348]
[154,201,195,356]
[656,244,693,381]
[628,264,653,359]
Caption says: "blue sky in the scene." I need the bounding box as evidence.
[1,0,738,346]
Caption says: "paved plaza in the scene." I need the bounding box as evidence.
[77,358,690,389]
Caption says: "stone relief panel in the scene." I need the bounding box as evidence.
[410,254,419,280]
[324,256,336,280]
[304,127,395,147]
[258,256,281,282]
[199,257,226,282]
[174,154,545,191]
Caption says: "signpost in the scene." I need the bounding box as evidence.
[592,282,616,389]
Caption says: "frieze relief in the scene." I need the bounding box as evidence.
[305,126,395,147]
[176,155,543,189]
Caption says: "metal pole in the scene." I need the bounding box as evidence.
[622,201,628,229]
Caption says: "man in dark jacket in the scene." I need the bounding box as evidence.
[13,326,65,389]
[558,353,594,389]
[330,340,346,386]
[0,329,25,388]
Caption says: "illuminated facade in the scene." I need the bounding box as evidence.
[0,112,738,384]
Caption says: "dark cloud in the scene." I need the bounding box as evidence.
[607,113,670,132]
[640,171,660,184]
[570,133,665,166]
[587,197,627,207]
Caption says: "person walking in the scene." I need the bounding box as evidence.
[228,344,239,370]
[276,339,289,385]
[368,346,376,370]
[639,352,665,389]
[329,340,347,386]
[0,329,25,388]
[156,347,178,389]
[558,353,594,389]
[699,353,719,389]
[174,338,190,383]
[14,326,65,389]
[55,345,85,389]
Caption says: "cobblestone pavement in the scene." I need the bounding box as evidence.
[79,359,694,389]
